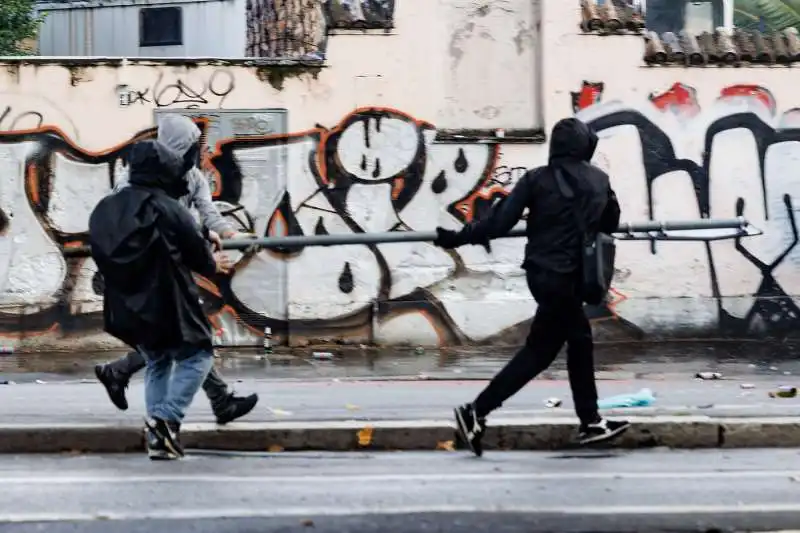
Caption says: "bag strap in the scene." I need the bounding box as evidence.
[552,166,588,238]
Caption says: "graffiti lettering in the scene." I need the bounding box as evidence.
[0,106,44,131]
[0,109,540,346]
[128,70,235,109]
[575,82,800,337]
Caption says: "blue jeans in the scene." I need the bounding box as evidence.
[140,344,214,423]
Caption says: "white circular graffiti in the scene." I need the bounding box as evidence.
[336,117,420,181]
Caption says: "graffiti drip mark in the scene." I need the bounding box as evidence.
[338,262,354,293]
[266,192,305,254]
[314,217,329,235]
[431,171,448,194]
[454,148,468,173]
[570,81,605,114]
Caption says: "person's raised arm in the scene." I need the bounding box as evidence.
[434,170,535,249]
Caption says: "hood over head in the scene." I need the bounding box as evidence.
[548,117,598,163]
[158,114,202,175]
[127,139,188,199]
[158,114,201,157]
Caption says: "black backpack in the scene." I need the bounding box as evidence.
[553,167,616,306]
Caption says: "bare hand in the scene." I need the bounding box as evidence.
[213,251,234,274]
[207,230,223,252]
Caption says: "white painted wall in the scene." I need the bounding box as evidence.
[0,0,795,351]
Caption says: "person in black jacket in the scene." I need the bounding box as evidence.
[433,118,629,457]
[89,138,233,460]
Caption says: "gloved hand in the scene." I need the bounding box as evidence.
[433,227,462,249]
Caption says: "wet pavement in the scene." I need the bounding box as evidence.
[3,340,800,426]
[2,449,800,531]
[3,353,800,425]
[3,339,800,384]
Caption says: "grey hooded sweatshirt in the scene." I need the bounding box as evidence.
[114,114,235,236]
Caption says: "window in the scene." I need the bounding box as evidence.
[645,0,723,34]
[685,1,715,33]
[139,6,183,47]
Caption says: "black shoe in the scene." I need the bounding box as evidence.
[144,417,184,458]
[95,364,129,411]
[454,403,486,457]
[144,425,178,461]
[213,393,259,425]
[578,418,630,446]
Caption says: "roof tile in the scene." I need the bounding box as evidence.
[580,0,645,35]
[644,28,800,66]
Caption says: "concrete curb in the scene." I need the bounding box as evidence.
[2,417,800,454]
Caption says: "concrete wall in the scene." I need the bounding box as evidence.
[0,0,796,351]
[0,0,540,350]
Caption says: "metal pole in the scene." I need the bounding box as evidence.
[61,217,753,258]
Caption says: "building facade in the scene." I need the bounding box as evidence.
[0,0,797,350]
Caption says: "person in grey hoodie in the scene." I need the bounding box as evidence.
[94,114,258,425]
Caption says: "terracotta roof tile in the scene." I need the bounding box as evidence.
[580,0,645,35]
[644,28,800,66]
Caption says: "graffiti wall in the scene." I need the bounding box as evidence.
[0,105,536,349]
[570,80,800,339]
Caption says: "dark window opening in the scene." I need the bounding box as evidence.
[645,0,723,34]
[140,6,183,47]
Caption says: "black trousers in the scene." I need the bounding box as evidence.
[474,267,599,425]
[107,349,230,408]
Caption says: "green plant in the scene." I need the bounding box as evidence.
[0,0,45,56]
[735,0,800,32]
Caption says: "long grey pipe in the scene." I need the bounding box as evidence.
[62,217,751,257]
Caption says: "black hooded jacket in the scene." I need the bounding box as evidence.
[88,140,218,351]
[455,118,621,273]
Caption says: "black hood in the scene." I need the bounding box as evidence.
[128,140,187,199]
[548,118,598,163]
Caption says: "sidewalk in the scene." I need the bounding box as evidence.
[2,354,800,453]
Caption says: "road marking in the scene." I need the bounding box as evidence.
[5,503,800,523]
[3,469,800,485]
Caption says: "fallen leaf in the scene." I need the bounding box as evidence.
[345,403,360,411]
[268,407,293,417]
[436,440,455,452]
[268,445,284,453]
[357,426,374,446]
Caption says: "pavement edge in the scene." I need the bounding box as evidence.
[2,417,800,453]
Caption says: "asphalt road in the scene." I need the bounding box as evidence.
[1,449,800,532]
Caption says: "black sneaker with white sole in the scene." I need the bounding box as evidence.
[454,403,486,457]
[578,418,630,445]
[144,417,185,458]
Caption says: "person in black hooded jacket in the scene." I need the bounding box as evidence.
[89,138,233,460]
[433,118,629,457]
